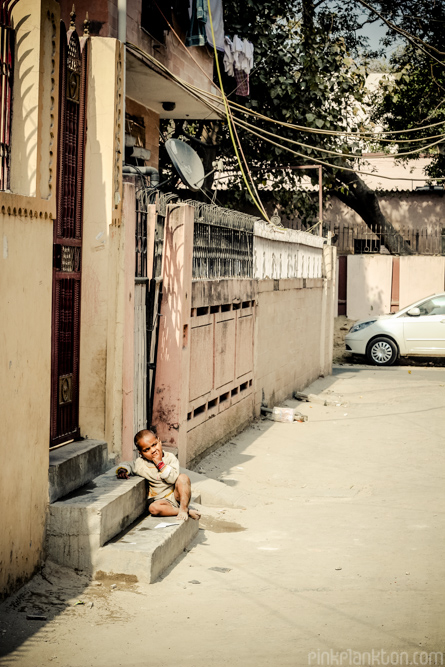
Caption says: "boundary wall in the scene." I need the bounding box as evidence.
[151,205,336,466]
[337,255,445,321]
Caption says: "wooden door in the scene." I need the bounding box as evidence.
[50,21,88,447]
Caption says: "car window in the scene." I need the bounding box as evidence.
[418,296,445,316]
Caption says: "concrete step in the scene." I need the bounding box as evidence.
[46,469,147,572]
[94,513,200,584]
[49,439,114,503]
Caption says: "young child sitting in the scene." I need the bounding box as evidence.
[116,429,200,522]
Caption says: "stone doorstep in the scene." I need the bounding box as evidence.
[46,470,147,572]
[49,439,112,503]
[94,512,200,584]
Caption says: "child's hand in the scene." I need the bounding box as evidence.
[152,449,163,466]
[117,468,129,479]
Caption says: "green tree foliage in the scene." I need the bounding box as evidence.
[163,0,443,253]
[370,0,445,180]
[203,0,371,222]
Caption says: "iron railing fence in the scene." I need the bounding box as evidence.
[135,190,256,280]
[325,224,445,256]
[135,190,178,279]
[186,200,255,280]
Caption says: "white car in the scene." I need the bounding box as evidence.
[345,292,445,366]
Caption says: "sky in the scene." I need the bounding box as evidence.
[357,13,387,51]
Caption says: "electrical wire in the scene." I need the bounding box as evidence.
[228,118,445,182]
[205,0,271,223]
[126,43,445,182]
[164,69,445,148]
[127,40,445,143]
[233,114,445,160]
[152,0,445,143]
[150,68,445,181]
[354,0,445,60]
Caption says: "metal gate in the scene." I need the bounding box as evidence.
[337,255,347,316]
[133,189,168,433]
[50,19,88,447]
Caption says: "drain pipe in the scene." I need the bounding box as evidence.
[122,165,159,187]
[118,0,127,199]
[117,0,127,61]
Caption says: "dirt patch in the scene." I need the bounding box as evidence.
[199,516,246,533]
[94,572,139,585]
[333,315,356,363]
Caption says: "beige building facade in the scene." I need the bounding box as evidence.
[0,0,60,597]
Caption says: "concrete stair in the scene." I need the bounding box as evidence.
[46,440,249,583]
[49,439,112,503]
[47,469,147,572]
[95,513,200,584]
[46,441,202,582]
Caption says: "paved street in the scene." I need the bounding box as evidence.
[1,364,445,667]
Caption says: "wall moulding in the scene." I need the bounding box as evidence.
[0,194,54,220]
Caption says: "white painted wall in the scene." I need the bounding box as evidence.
[339,255,445,320]
[346,255,393,320]
[399,256,445,309]
[253,222,324,280]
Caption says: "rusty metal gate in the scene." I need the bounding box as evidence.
[50,18,88,447]
[337,255,347,316]
[133,189,168,433]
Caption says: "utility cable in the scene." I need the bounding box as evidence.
[233,114,445,160]
[151,0,445,142]
[126,43,444,182]
[205,0,271,223]
[127,41,445,143]
[227,117,445,182]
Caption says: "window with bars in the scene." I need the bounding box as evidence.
[0,1,16,191]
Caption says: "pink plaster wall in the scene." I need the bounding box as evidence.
[152,204,194,465]
[150,225,334,464]
[326,193,445,234]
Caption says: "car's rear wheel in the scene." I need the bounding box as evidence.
[366,336,398,366]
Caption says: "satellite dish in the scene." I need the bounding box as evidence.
[165,138,205,192]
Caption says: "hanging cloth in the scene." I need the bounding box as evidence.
[186,0,208,47]
[205,0,225,52]
[223,36,235,76]
[223,35,254,96]
[234,67,250,96]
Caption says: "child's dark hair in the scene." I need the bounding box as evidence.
[134,427,157,450]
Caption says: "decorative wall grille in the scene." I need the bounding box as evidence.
[187,201,255,280]
[136,192,256,279]
[0,0,17,191]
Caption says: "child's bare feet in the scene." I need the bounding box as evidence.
[177,507,188,522]
[188,508,201,520]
